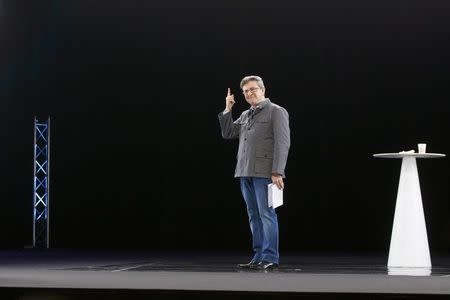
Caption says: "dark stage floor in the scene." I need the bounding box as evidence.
[1,250,450,299]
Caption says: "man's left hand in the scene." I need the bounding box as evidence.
[271,174,284,189]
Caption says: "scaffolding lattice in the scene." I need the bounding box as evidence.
[33,117,51,248]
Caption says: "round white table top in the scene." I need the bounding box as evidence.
[373,153,446,159]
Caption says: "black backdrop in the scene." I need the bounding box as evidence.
[1,0,450,253]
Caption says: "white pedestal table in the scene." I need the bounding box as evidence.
[373,153,445,269]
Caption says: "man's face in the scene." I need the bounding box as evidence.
[242,81,265,107]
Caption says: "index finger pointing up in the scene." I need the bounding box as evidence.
[227,88,231,96]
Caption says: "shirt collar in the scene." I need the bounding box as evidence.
[253,98,270,111]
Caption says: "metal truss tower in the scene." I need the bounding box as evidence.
[33,117,51,248]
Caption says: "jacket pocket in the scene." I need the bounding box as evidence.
[255,150,272,174]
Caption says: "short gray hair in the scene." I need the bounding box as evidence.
[240,75,265,90]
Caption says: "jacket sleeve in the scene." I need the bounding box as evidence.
[218,111,242,139]
[271,106,290,177]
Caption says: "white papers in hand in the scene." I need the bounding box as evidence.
[268,183,283,209]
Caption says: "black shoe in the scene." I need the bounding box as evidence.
[254,261,279,270]
[237,261,259,269]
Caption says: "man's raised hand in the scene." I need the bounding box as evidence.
[225,88,235,112]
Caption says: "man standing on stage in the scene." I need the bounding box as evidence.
[218,75,290,270]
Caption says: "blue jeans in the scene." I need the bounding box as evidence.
[240,177,279,264]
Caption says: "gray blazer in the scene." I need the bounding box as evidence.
[218,98,290,178]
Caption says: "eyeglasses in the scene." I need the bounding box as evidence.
[242,87,261,95]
